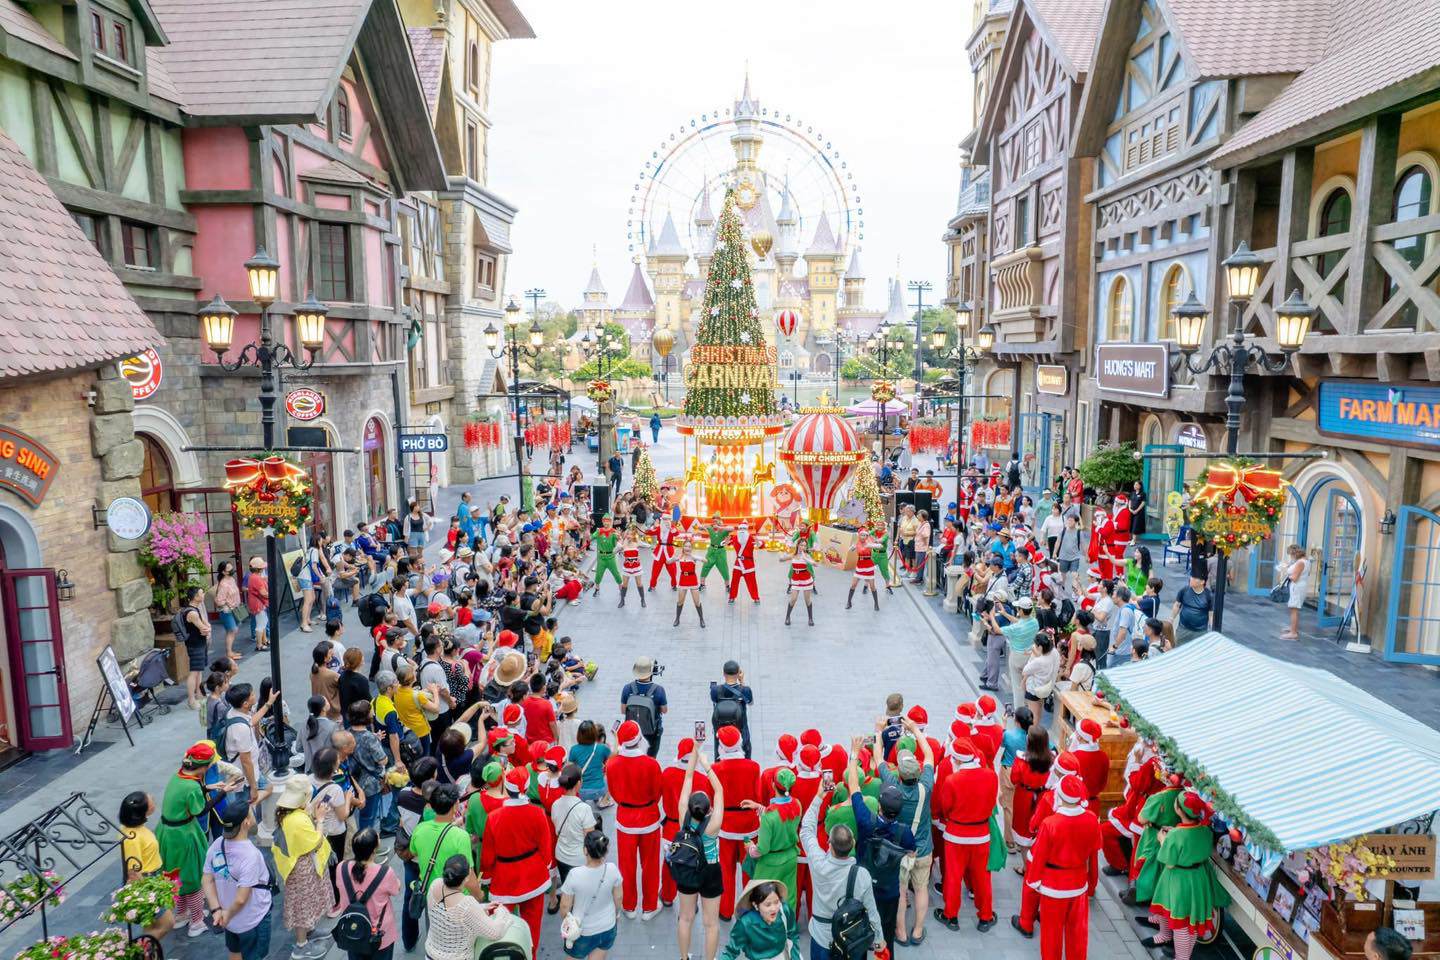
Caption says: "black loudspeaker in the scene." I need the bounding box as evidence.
[589,482,611,523]
[893,490,935,518]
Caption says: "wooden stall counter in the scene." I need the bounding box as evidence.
[1057,690,1136,817]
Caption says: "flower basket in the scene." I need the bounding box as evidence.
[137,514,211,613]
[105,873,178,928]
[12,928,143,960]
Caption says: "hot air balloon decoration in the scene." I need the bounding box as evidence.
[652,327,675,359]
[750,230,773,259]
[778,399,867,525]
[775,309,799,339]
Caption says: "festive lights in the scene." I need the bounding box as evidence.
[224,454,313,536]
[1184,458,1287,555]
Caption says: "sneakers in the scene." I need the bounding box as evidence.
[641,907,663,921]
[186,921,207,938]
[623,908,640,920]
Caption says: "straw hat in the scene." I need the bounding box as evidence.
[737,877,790,911]
[494,651,526,686]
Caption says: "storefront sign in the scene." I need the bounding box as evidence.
[1354,833,1436,880]
[1177,423,1208,450]
[1095,343,1170,398]
[1036,364,1068,395]
[363,418,383,451]
[1317,379,1440,450]
[120,348,163,401]
[399,432,449,454]
[105,497,151,540]
[284,388,325,422]
[0,427,59,506]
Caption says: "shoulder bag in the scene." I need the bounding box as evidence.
[406,822,455,920]
[1269,577,1291,605]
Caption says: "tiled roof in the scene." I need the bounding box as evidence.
[299,159,375,185]
[650,211,687,257]
[1210,0,1436,165]
[0,131,161,377]
[149,0,371,119]
[1167,0,1332,80]
[145,48,184,105]
[0,0,74,59]
[407,26,444,115]
[1027,0,1105,73]
[618,263,653,312]
[806,212,841,255]
[584,266,606,296]
[487,0,535,39]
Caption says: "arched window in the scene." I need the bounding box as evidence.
[779,350,794,369]
[1317,187,1352,278]
[466,42,480,91]
[1158,263,1189,340]
[139,434,178,513]
[1388,164,1433,327]
[336,87,352,141]
[1107,276,1133,341]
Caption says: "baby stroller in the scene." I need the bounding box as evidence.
[113,647,174,722]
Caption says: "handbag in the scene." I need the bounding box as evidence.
[406,822,455,920]
[1269,577,1291,604]
[562,864,611,949]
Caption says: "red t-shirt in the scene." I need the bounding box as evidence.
[246,572,268,614]
[520,694,556,742]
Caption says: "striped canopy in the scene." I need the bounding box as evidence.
[1099,633,1440,864]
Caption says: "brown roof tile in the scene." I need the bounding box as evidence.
[1028,0,1106,73]
[0,131,161,378]
[407,27,444,115]
[145,47,184,105]
[1166,0,1332,79]
[0,0,75,59]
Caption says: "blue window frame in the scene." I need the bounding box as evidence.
[1385,505,1440,664]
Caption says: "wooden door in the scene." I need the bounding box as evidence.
[2,568,71,750]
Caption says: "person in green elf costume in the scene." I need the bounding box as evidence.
[789,521,817,551]
[699,514,731,588]
[741,768,802,912]
[1144,790,1230,959]
[463,760,506,858]
[869,523,895,594]
[591,516,621,595]
[1126,774,1186,905]
[157,742,236,933]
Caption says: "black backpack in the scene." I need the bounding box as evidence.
[623,685,658,736]
[865,828,909,879]
[208,715,249,762]
[711,685,746,731]
[358,592,389,628]
[334,866,388,954]
[665,820,707,890]
[830,863,874,959]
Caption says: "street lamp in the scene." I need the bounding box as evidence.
[577,325,627,475]
[867,319,907,464]
[1169,242,1315,631]
[489,296,543,499]
[935,301,989,506]
[199,245,324,778]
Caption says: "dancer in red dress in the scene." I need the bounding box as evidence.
[1026,774,1102,960]
[606,720,664,917]
[933,737,999,932]
[727,521,760,603]
[618,526,646,608]
[847,529,881,610]
[1070,718,1111,806]
[711,725,761,921]
[673,546,705,628]
[646,516,678,590]
[480,766,554,950]
[784,541,816,627]
[1101,740,1162,875]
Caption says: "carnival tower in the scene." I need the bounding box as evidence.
[676,188,784,522]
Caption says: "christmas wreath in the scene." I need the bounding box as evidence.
[586,379,613,404]
[1182,458,1285,555]
[870,379,896,404]
[224,454,314,536]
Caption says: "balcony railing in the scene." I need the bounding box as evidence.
[989,246,1047,343]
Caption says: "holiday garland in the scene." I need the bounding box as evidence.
[586,379,613,404]
[224,454,314,536]
[1182,458,1286,555]
[870,379,897,404]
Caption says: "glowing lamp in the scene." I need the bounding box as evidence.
[198,294,237,354]
[244,248,280,305]
[294,293,328,352]
[1274,289,1314,352]
[1171,292,1209,353]
[1223,242,1262,302]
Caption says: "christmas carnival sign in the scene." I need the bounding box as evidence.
[224,454,314,536]
[1183,458,1286,555]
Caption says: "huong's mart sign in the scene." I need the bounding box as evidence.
[1318,379,1440,450]
[1096,343,1169,398]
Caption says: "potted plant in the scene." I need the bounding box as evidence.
[1077,442,1142,502]
[138,513,210,682]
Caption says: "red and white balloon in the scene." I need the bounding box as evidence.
[775,309,798,338]
[778,411,867,518]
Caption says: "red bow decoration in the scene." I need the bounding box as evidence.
[1192,461,1283,505]
[224,456,306,489]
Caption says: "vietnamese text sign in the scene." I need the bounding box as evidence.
[1356,833,1436,880]
[399,432,450,454]
[1096,343,1170,398]
[0,427,59,506]
[1317,380,1440,450]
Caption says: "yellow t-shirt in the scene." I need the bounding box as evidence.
[534,628,554,662]
[120,826,161,874]
[392,685,432,738]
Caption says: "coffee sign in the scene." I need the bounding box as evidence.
[0,427,59,506]
[1096,343,1170,398]
[1036,364,1068,395]
[120,348,163,401]
[285,388,325,422]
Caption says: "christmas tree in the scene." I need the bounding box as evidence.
[851,459,886,527]
[633,447,658,505]
[683,189,778,420]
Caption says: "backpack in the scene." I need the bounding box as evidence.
[325,592,342,623]
[865,827,909,878]
[290,552,306,578]
[209,715,248,762]
[664,820,707,891]
[711,685,746,731]
[623,685,658,737]
[334,866,388,955]
[358,592,390,628]
[829,863,874,959]
[171,606,200,646]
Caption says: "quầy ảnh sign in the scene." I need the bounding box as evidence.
[1317,380,1440,450]
[1095,343,1170,398]
[1354,833,1436,880]
[0,427,59,506]
[1036,364,1068,395]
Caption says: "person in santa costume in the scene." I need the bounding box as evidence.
[606,719,664,918]
[698,514,731,589]
[1013,750,1082,937]
[1101,740,1162,876]
[1069,718,1111,806]
[659,737,712,906]
[957,478,975,525]
[933,737,999,932]
[787,744,824,922]
[1089,506,1116,580]
[759,735,798,801]
[712,724,761,921]
[740,768,802,912]
[1025,773,1102,960]
[1144,791,1229,960]
[972,695,1005,767]
[783,540,817,627]
[617,525,647,608]
[798,729,848,784]
[727,521,761,604]
[645,515,678,590]
[847,529,882,610]
[591,515,621,597]
[497,706,529,765]
[479,765,553,949]
[674,546,705,628]
[884,706,943,764]
[1009,727,1053,852]
[1126,772,1185,906]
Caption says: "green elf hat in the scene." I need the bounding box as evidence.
[775,768,796,792]
[896,735,917,754]
[482,762,504,784]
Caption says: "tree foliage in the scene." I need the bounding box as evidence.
[1077,441,1143,493]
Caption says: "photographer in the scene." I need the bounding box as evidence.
[982,597,1038,710]
[709,660,753,759]
[620,656,667,757]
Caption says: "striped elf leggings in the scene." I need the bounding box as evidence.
[1153,923,1198,960]
[174,890,205,928]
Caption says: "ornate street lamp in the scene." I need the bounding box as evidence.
[489,297,543,499]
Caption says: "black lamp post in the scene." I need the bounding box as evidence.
[485,298,543,501]
[832,329,854,400]
[1169,242,1315,631]
[867,319,907,465]
[199,247,326,776]
[908,279,932,389]
[929,303,993,508]
[578,325,627,476]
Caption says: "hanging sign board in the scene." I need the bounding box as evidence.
[1317,379,1440,450]
[1353,833,1436,879]
[1036,365,1068,395]
[106,497,152,540]
[399,432,450,454]
[1177,423,1208,450]
[1096,343,1170,398]
[284,388,326,422]
[120,348,163,401]
[0,427,59,506]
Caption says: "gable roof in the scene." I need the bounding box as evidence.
[0,131,161,378]
[0,0,75,59]
[485,0,535,40]
[407,26,445,116]
[1210,0,1440,167]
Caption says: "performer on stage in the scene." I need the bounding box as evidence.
[618,525,646,608]
[698,514,731,589]
[591,515,621,596]
[1025,774,1102,960]
[646,515,678,591]
[674,546,705,628]
[727,521,760,604]
[869,523,895,594]
[784,540,817,627]
[848,528,880,610]
[790,521,817,551]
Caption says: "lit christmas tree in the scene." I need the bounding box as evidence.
[633,447,658,505]
[683,189,778,420]
[850,458,886,527]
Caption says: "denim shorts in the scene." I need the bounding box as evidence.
[298,574,314,591]
[218,610,238,631]
[224,912,271,960]
[565,926,616,958]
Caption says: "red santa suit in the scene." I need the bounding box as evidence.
[1111,493,1137,554]
[677,554,699,590]
[712,725,761,920]
[1089,508,1116,580]
[934,738,999,926]
[884,706,943,764]
[481,766,554,950]
[799,729,847,782]
[1015,752,1082,935]
[788,745,825,920]
[1080,567,1104,612]
[621,542,643,577]
[1070,719,1111,807]
[957,481,975,524]
[660,737,712,904]
[1026,775,1102,960]
[606,720,664,914]
[1010,756,1051,849]
[853,538,877,582]
[646,520,678,589]
[1101,745,1162,872]
[972,695,1005,768]
[759,735,799,801]
[727,525,760,602]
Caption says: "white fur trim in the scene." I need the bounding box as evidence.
[1072,741,1100,753]
[618,740,648,757]
[488,878,551,905]
[1054,801,1088,815]
[718,829,758,841]
[717,743,746,761]
[502,796,529,806]
[615,818,662,835]
[1033,883,1088,899]
[796,769,821,780]
[1014,834,1035,848]
[1107,809,1130,833]
[941,832,989,845]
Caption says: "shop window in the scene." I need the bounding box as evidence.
[1316,188,1352,278]
[315,223,352,302]
[1107,275,1133,341]
[120,220,154,270]
[1158,263,1189,340]
[336,88,353,141]
[1015,194,1031,247]
[139,434,179,512]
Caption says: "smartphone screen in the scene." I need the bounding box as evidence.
[694,721,707,742]
[611,718,621,735]
[821,770,835,792]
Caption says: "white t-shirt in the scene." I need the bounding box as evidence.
[313,780,347,836]
[224,708,256,766]
[391,592,416,625]
[1092,596,1116,629]
[550,795,598,867]
[559,862,620,935]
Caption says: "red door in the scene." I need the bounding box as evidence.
[2,568,71,750]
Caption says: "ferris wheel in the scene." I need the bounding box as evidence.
[626,91,864,267]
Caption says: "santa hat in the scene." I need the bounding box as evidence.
[1074,718,1102,748]
[799,728,830,757]
[527,739,551,766]
[503,766,529,796]
[1087,564,1103,580]
[486,727,513,751]
[948,719,971,742]
[975,695,1000,725]
[1178,791,1212,823]
[544,745,567,770]
[717,725,745,760]
[906,705,928,727]
[949,737,979,766]
[616,720,646,756]
[496,630,519,648]
[1048,750,1080,788]
[796,745,823,776]
[955,702,978,724]
[775,734,799,764]
[502,703,525,734]
[676,737,697,761]
[183,741,216,768]
[1056,774,1088,807]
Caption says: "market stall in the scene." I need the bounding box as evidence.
[1097,634,1440,959]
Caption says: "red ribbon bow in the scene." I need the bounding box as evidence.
[224,456,306,490]
[1193,462,1282,505]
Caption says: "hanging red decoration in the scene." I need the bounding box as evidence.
[907,417,950,454]
[775,309,799,338]
[547,422,571,450]
[969,417,1012,449]
[465,418,503,450]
